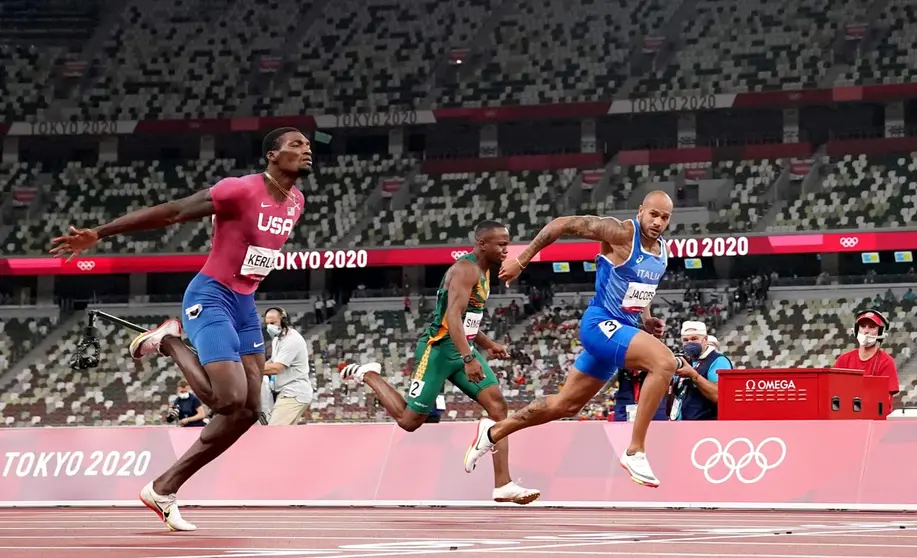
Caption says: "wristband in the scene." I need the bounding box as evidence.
[515,258,527,269]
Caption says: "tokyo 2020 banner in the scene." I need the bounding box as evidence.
[2,230,914,276]
[0,420,914,510]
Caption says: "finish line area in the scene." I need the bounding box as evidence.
[1,507,916,558]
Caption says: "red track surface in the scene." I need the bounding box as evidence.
[1,507,916,557]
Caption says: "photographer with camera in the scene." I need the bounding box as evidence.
[166,380,207,427]
[262,307,313,425]
[670,321,731,421]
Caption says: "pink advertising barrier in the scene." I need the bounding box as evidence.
[0,420,914,510]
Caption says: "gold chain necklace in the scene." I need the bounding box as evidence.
[264,172,300,210]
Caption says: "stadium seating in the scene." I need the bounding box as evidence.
[357,168,575,246]
[769,153,917,232]
[2,159,237,255]
[633,0,865,97]
[77,0,312,120]
[0,44,62,121]
[0,314,175,427]
[256,0,500,116]
[0,317,57,377]
[436,0,678,107]
[838,0,917,87]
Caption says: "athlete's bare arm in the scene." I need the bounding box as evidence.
[443,261,480,358]
[515,216,631,267]
[94,189,216,239]
[50,189,217,260]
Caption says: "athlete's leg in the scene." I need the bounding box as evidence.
[362,369,428,432]
[488,366,607,443]
[620,329,679,455]
[453,351,539,503]
[153,355,261,494]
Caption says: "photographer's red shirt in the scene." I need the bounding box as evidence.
[834,348,900,394]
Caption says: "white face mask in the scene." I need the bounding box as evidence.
[177,392,190,400]
[266,324,282,338]
[857,332,878,347]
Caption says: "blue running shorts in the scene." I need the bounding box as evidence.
[574,306,641,382]
[181,273,264,366]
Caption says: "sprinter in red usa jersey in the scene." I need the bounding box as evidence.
[49,128,309,531]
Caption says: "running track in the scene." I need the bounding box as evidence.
[1,507,916,557]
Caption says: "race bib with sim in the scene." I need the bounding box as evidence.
[463,311,483,339]
[240,245,278,280]
[621,282,657,313]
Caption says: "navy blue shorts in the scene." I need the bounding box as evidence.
[181,273,264,366]
[573,306,641,382]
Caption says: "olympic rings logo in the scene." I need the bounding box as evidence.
[691,437,786,484]
[76,261,96,271]
[839,237,859,248]
[451,250,469,260]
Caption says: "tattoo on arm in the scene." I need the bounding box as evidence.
[517,216,630,265]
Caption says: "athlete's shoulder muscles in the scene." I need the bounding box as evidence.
[208,176,249,216]
[444,260,478,309]
[556,215,631,245]
[172,188,217,223]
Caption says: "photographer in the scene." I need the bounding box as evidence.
[670,321,731,421]
[263,307,314,425]
[166,380,207,427]
[611,368,668,422]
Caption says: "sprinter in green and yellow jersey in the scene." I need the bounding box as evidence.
[339,221,540,504]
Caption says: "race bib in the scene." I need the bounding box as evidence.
[621,282,657,312]
[599,319,622,339]
[463,311,483,339]
[408,379,425,399]
[240,245,278,280]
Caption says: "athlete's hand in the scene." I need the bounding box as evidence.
[464,358,485,383]
[485,344,510,360]
[498,258,525,286]
[50,226,99,262]
[643,317,665,338]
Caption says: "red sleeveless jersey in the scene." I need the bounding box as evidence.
[200,173,303,295]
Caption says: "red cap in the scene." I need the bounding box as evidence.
[856,311,882,326]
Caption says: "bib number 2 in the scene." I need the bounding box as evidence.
[599,319,622,339]
[408,379,425,399]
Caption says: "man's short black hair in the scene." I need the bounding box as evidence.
[262,127,302,157]
[474,220,506,239]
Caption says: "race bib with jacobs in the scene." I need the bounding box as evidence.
[463,311,483,339]
[621,282,657,313]
[240,245,278,280]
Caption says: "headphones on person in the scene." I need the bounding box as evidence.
[264,306,290,330]
[851,309,889,343]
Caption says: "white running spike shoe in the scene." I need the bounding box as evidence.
[129,318,182,359]
[338,361,382,383]
[493,481,541,505]
[464,418,496,473]
[139,481,197,532]
[620,451,660,488]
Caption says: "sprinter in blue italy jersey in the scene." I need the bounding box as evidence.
[463,191,699,488]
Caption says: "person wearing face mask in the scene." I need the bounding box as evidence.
[262,307,313,425]
[833,309,899,414]
[168,380,207,427]
[670,321,731,421]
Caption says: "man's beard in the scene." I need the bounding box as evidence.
[296,166,313,178]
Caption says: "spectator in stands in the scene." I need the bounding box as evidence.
[262,307,313,425]
[167,380,207,427]
[904,288,916,303]
[833,310,900,415]
[670,321,732,421]
[315,298,325,323]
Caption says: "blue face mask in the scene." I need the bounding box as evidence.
[683,342,703,360]
[266,324,282,338]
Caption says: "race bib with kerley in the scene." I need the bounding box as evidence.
[621,282,657,313]
[463,311,483,339]
[240,245,278,280]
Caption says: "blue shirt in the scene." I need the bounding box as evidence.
[175,394,206,427]
[589,218,667,327]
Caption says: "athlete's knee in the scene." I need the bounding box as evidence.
[647,349,678,381]
[485,398,509,421]
[397,414,425,432]
[209,392,247,416]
